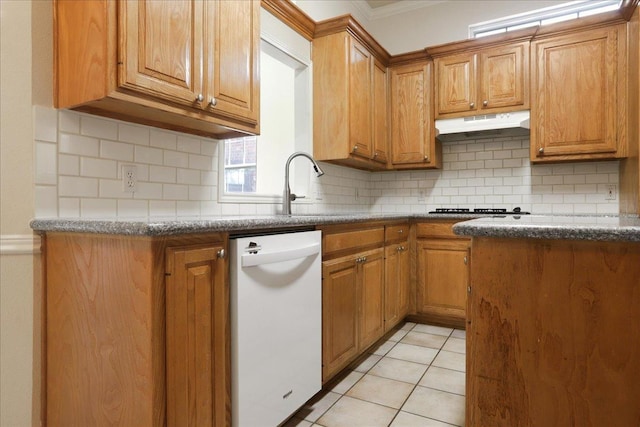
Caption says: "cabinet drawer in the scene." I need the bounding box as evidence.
[416,221,467,239]
[385,224,410,242]
[323,227,385,256]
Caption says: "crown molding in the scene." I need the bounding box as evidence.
[261,0,316,40]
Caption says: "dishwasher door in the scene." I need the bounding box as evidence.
[230,230,322,427]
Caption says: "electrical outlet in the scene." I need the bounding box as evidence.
[122,165,137,193]
[606,184,616,200]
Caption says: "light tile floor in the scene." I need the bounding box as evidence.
[284,322,466,427]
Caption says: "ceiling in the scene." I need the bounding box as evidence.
[365,0,447,9]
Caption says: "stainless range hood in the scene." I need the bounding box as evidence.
[435,110,530,141]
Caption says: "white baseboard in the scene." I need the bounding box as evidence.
[0,234,41,255]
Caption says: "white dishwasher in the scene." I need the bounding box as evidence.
[230,230,322,427]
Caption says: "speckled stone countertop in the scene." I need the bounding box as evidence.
[31,213,640,241]
[453,215,640,242]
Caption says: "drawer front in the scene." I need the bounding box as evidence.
[323,227,385,256]
[385,224,410,242]
[416,221,466,239]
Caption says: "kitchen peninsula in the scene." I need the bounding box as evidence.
[454,215,640,426]
[31,213,640,426]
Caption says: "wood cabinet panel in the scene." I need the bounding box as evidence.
[435,53,476,115]
[531,24,627,162]
[349,38,373,159]
[479,42,528,111]
[322,256,359,382]
[385,224,410,242]
[166,244,228,427]
[323,227,385,258]
[384,243,410,332]
[417,240,468,313]
[390,61,441,168]
[358,248,385,349]
[372,58,389,164]
[467,237,640,426]
[416,221,464,239]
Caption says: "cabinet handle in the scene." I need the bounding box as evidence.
[483,100,488,107]
[217,249,226,259]
[209,97,217,107]
[196,93,204,102]
[469,102,475,109]
[538,147,544,155]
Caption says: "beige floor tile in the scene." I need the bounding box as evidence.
[369,339,397,356]
[329,370,364,395]
[388,328,409,342]
[401,322,416,331]
[443,337,466,354]
[350,353,382,373]
[451,329,466,340]
[368,356,428,385]
[386,342,438,365]
[419,366,466,395]
[402,386,465,426]
[346,374,414,409]
[401,331,447,349]
[317,396,397,427]
[432,350,466,372]
[390,411,454,427]
[296,391,341,422]
[412,324,454,337]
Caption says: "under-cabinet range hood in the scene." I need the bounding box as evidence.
[435,110,530,141]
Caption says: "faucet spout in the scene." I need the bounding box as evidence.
[283,152,325,215]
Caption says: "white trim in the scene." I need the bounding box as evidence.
[0,234,42,255]
[362,0,448,21]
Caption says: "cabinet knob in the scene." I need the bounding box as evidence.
[373,152,378,158]
[424,156,429,162]
[209,97,217,107]
[469,102,475,109]
[538,147,544,155]
[464,256,468,265]
[217,249,226,259]
[398,229,403,234]
[483,100,488,107]
[353,145,358,152]
[196,93,204,102]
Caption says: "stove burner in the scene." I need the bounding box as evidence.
[429,207,530,215]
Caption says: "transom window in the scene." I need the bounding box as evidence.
[470,0,621,38]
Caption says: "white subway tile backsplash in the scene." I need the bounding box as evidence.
[81,116,118,140]
[135,146,164,165]
[60,133,99,157]
[35,142,57,185]
[80,157,117,179]
[59,176,98,198]
[100,140,135,161]
[35,108,619,219]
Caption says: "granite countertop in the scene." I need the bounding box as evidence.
[452,215,640,243]
[30,213,640,242]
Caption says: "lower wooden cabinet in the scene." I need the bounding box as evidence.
[384,224,411,332]
[416,222,470,327]
[322,247,385,382]
[43,232,228,427]
[165,243,228,427]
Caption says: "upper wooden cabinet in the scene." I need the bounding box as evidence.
[530,23,628,162]
[54,0,259,139]
[389,60,442,169]
[313,17,390,171]
[432,41,530,118]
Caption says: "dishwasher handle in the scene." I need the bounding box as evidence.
[241,242,321,267]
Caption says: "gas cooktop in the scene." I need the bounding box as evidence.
[428,207,530,215]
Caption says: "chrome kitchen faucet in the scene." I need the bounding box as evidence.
[282,152,325,215]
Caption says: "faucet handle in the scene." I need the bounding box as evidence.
[290,193,306,201]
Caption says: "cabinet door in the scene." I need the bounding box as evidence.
[531,25,625,160]
[205,0,259,124]
[479,42,529,111]
[384,244,409,331]
[417,239,469,320]
[358,248,385,350]
[372,58,389,164]
[390,62,436,165]
[435,53,476,116]
[166,245,228,427]
[322,256,359,382]
[120,0,204,107]
[349,38,373,160]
